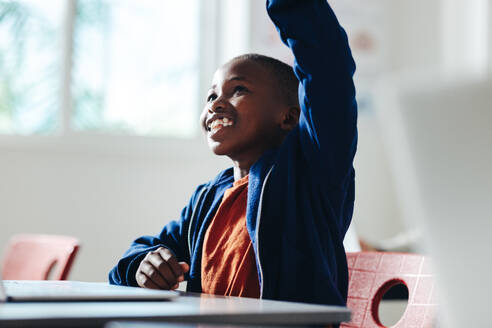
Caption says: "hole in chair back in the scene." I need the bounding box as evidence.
[373,280,409,327]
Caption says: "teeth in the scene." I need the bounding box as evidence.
[208,118,233,131]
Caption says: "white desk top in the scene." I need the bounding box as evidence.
[0,281,350,328]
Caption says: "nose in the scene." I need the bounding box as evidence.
[208,96,227,114]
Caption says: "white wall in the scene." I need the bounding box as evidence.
[490,0,492,72]
[0,136,229,281]
[440,0,490,76]
[353,0,442,243]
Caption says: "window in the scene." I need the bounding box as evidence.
[0,0,201,138]
[0,0,63,134]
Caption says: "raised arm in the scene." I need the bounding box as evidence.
[267,0,357,188]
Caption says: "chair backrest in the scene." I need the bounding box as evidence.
[1,234,80,280]
[341,252,437,328]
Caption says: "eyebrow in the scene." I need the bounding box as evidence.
[210,76,251,90]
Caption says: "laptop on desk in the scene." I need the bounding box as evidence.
[0,279,178,302]
[375,73,492,328]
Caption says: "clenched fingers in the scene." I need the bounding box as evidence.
[136,247,188,290]
[157,247,185,282]
[147,252,177,288]
[135,269,160,289]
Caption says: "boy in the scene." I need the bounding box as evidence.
[109,0,357,306]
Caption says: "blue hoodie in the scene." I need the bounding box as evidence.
[109,0,357,306]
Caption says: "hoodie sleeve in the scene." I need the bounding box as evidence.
[108,184,206,286]
[267,0,357,189]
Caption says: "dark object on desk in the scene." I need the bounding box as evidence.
[341,252,436,328]
[1,234,79,280]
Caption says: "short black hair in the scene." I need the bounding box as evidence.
[231,53,299,107]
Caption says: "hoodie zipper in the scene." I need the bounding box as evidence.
[255,165,274,298]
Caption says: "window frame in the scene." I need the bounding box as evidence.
[0,0,230,156]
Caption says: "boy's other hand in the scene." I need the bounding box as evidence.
[136,247,190,290]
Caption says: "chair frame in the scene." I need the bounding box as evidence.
[2,234,80,280]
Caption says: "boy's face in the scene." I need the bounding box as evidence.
[200,59,287,161]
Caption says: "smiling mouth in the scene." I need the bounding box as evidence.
[207,117,234,134]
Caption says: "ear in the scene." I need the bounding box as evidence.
[279,106,300,132]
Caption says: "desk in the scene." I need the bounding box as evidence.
[0,281,350,328]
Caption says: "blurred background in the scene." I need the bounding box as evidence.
[0,0,490,283]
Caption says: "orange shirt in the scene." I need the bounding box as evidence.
[201,175,260,298]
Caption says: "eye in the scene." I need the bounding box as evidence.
[207,93,217,102]
[233,85,248,94]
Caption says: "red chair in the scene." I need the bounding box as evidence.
[2,234,80,280]
[341,252,437,328]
